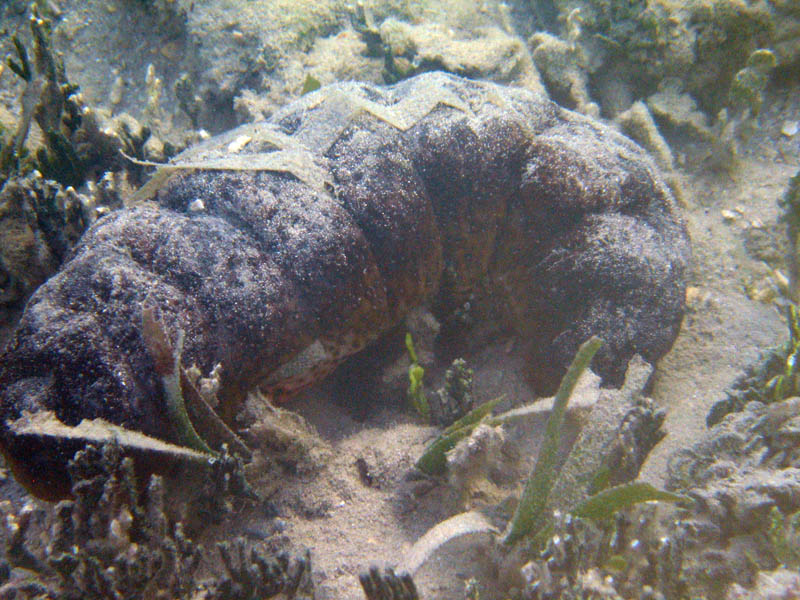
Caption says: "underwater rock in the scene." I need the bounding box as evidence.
[615,101,674,171]
[726,568,800,600]
[379,18,543,93]
[666,397,800,597]
[0,71,689,497]
[547,0,782,115]
[647,79,712,140]
[529,31,599,118]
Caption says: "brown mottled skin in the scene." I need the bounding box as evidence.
[0,73,689,498]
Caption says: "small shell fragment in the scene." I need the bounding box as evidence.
[781,120,799,137]
[227,134,252,153]
[774,269,790,294]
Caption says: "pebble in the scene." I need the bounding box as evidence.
[227,135,252,153]
[685,286,711,309]
[773,269,790,295]
[110,75,124,106]
[781,120,799,137]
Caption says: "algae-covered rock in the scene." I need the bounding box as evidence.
[666,397,800,597]
[728,48,778,117]
[47,0,520,136]
[379,18,544,93]
[646,78,712,139]
[615,100,674,170]
[530,30,599,118]
[542,0,798,120]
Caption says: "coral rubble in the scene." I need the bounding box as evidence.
[0,442,312,600]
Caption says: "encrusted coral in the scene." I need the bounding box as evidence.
[0,5,175,192]
[0,171,91,329]
[707,303,800,426]
[665,397,800,597]
[360,566,419,600]
[0,441,203,599]
[0,442,312,599]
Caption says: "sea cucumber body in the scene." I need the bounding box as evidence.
[0,73,689,494]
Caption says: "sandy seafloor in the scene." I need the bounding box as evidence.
[0,0,797,598]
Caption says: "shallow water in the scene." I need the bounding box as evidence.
[0,1,797,598]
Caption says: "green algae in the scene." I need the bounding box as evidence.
[502,336,603,545]
[729,48,777,117]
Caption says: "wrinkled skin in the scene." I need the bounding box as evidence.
[0,73,690,498]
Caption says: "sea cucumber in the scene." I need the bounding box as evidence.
[0,72,690,497]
